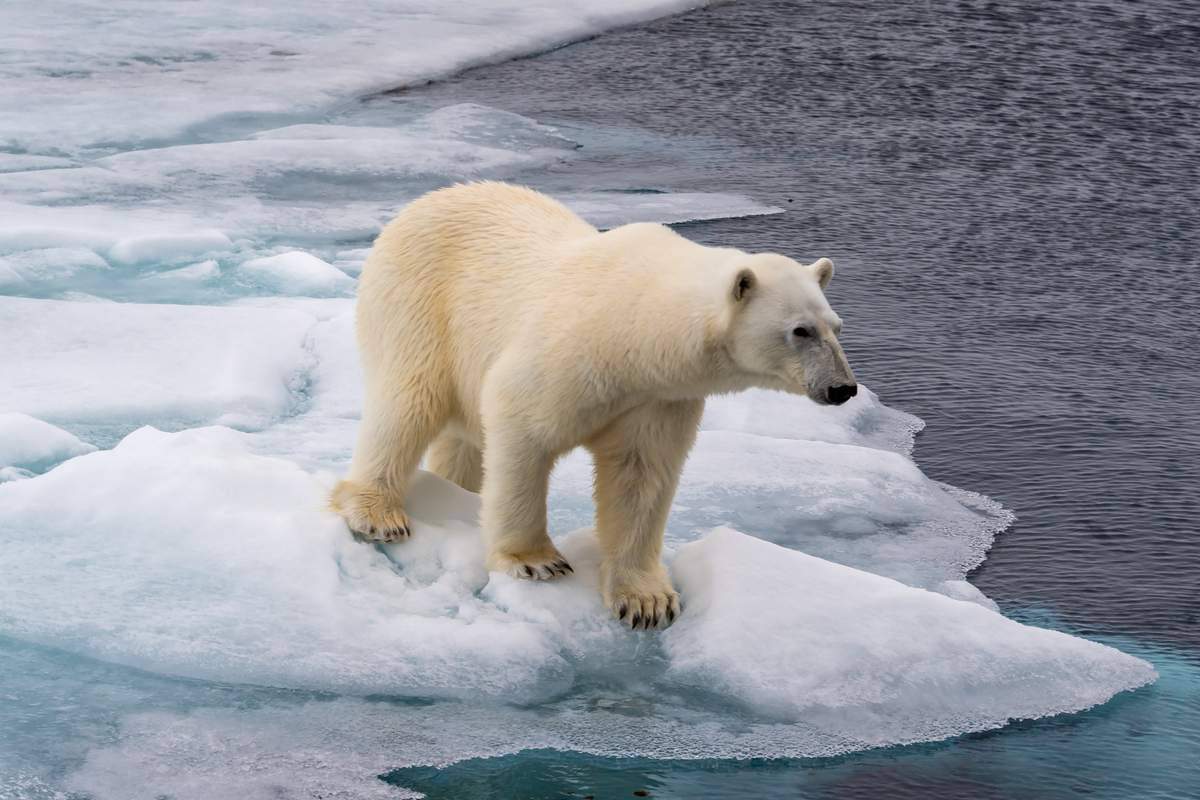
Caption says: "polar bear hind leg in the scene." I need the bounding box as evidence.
[427,430,483,494]
[332,368,449,542]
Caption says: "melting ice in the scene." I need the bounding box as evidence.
[0,1,1157,797]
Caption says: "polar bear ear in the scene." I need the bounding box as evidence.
[732,268,756,302]
[809,257,834,289]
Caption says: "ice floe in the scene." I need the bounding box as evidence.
[0,426,1154,760]
[0,297,314,435]
[236,251,356,296]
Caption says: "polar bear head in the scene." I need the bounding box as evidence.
[725,255,858,405]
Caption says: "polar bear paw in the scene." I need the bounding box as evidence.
[607,572,681,630]
[489,544,573,581]
[330,480,411,542]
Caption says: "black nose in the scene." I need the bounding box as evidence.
[826,384,858,405]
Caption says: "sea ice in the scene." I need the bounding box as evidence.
[107,229,232,267]
[136,259,221,286]
[666,529,1154,744]
[0,297,316,435]
[0,425,1154,743]
[236,251,356,296]
[0,247,110,284]
[0,106,780,265]
[0,412,96,474]
[562,191,784,229]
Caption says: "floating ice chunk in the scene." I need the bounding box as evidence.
[137,259,221,285]
[936,578,1000,610]
[405,102,578,151]
[237,251,356,295]
[665,528,1155,744]
[0,297,314,431]
[107,230,232,267]
[0,413,95,472]
[0,466,35,483]
[0,246,109,284]
[332,247,372,277]
[563,191,784,229]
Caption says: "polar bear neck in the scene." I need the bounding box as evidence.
[566,224,755,400]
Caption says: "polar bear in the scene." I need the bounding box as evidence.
[332,182,856,629]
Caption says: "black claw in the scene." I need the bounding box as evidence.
[563,563,574,574]
[617,604,628,620]
[522,565,534,578]
[630,613,642,629]
[666,608,675,624]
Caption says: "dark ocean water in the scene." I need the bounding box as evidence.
[374,1,1200,797]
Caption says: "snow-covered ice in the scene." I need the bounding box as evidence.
[236,251,356,296]
[0,412,95,475]
[666,529,1153,741]
[0,425,1154,730]
[0,297,314,435]
[107,230,232,267]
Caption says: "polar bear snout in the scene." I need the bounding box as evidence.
[825,383,858,405]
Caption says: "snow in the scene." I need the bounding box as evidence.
[237,251,356,296]
[0,412,96,473]
[0,297,314,432]
[665,529,1153,743]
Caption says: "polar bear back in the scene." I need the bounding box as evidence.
[356,182,735,426]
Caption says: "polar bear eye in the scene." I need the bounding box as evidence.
[792,326,812,339]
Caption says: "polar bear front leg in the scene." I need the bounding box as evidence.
[588,399,704,629]
[479,414,572,580]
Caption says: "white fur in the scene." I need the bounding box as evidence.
[332,182,855,629]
